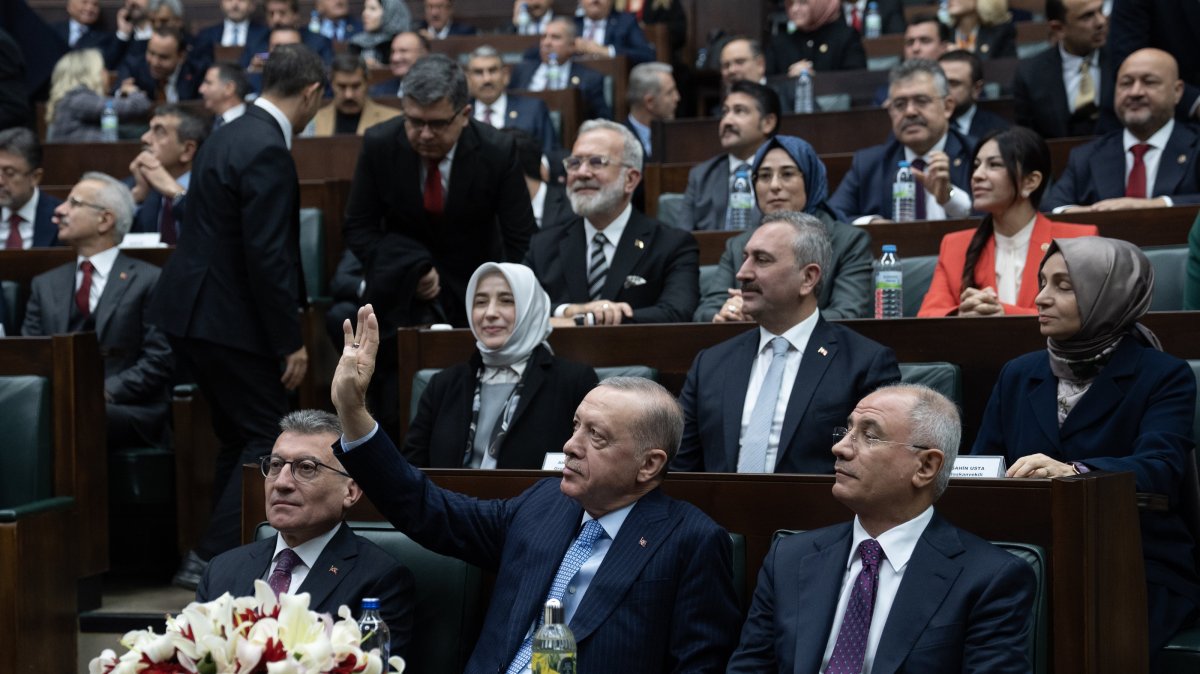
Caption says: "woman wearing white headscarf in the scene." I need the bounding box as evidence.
[403,262,598,468]
[972,237,1199,661]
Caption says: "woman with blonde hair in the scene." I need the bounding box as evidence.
[947,0,1016,59]
[46,49,150,142]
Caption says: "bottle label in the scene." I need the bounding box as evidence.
[875,270,902,289]
[892,181,915,200]
[729,192,753,210]
[532,653,577,674]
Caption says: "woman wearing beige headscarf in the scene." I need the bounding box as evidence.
[972,236,1199,662]
[765,0,867,76]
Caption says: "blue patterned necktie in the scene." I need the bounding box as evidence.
[738,337,790,473]
[505,519,605,674]
[827,539,885,674]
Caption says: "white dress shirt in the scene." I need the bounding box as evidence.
[952,104,977,137]
[254,97,295,149]
[474,93,508,129]
[268,522,342,593]
[1,188,41,250]
[222,19,250,47]
[552,203,633,317]
[738,310,819,472]
[75,246,121,313]
[992,215,1035,305]
[1059,44,1102,113]
[852,134,971,223]
[518,11,553,35]
[1124,119,1175,204]
[531,181,548,228]
[68,19,87,46]
[821,507,935,674]
[220,103,247,125]
[580,17,608,46]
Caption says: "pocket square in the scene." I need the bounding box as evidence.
[624,275,647,288]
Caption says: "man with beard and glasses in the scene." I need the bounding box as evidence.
[829,59,974,223]
[681,80,780,232]
[523,119,699,326]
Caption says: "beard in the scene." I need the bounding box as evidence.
[568,171,628,218]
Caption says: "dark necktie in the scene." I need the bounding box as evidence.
[587,232,608,300]
[75,260,95,317]
[6,212,23,249]
[827,539,885,674]
[159,193,177,245]
[910,157,928,220]
[1126,143,1151,199]
[212,115,225,132]
[424,160,444,216]
[268,548,303,596]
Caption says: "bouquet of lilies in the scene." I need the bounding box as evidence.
[89,580,405,674]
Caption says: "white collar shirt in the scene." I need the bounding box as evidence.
[474,93,508,129]
[75,245,121,313]
[1059,44,1102,113]
[1,188,41,249]
[531,180,548,228]
[992,214,1036,305]
[255,97,294,149]
[1123,119,1175,200]
[222,19,250,46]
[269,522,343,594]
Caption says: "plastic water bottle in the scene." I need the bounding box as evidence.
[865,2,882,39]
[358,597,390,664]
[892,160,917,222]
[517,2,531,33]
[793,67,813,114]
[308,10,322,34]
[874,244,903,319]
[546,52,562,90]
[937,0,951,25]
[532,598,576,674]
[727,165,754,230]
[100,100,118,142]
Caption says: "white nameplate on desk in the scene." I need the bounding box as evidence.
[951,456,1007,478]
[119,233,168,248]
[542,452,566,471]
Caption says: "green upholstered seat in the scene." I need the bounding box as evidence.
[899,362,963,410]
[1144,245,1188,311]
[299,207,326,301]
[109,447,175,506]
[773,530,1048,673]
[256,521,482,673]
[1,279,18,332]
[656,193,687,230]
[900,254,938,317]
[0,376,52,510]
[1158,361,1200,671]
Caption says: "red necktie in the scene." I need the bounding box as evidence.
[424,160,444,216]
[76,260,95,317]
[850,5,862,33]
[1126,143,1151,198]
[159,193,177,245]
[6,212,23,249]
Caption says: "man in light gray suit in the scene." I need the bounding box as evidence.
[681,80,780,231]
[23,172,173,449]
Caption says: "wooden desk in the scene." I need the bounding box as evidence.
[242,467,1151,673]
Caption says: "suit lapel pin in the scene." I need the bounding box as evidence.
[980,44,990,53]
[1179,154,1188,164]
[953,157,962,167]
[119,271,128,280]
[329,565,338,575]
[634,239,645,249]
[509,110,518,119]
[1041,242,1050,252]
[571,76,580,85]
[819,43,828,53]
[818,346,828,356]
[639,537,647,547]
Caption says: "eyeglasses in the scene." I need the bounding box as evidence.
[832,426,931,451]
[403,109,463,132]
[562,155,630,172]
[66,195,109,212]
[754,168,803,184]
[260,455,352,482]
[886,95,940,114]
[0,166,32,180]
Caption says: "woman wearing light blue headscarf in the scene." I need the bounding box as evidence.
[348,0,411,67]
[402,262,598,469]
[694,134,874,322]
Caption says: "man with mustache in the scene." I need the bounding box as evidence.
[673,212,898,474]
[307,54,400,137]
[330,304,742,672]
[1045,48,1200,212]
[197,409,414,658]
[522,119,699,326]
[682,80,780,232]
[829,59,974,223]
[467,45,558,154]
[726,383,1036,672]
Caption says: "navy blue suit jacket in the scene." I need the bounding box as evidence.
[368,75,403,98]
[1042,122,1200,211]
[962,106,1009,143]
[1013,45,1106,140]
[52,20,123,68]
[828,130,974,221]
[501,93,559,152]
[196,523,415,656]
[971,338,1200,642]
[117,53,205,101]
[192,21,269,64]
[673,317,901,474]
[336,428,742,674]
[509,59,612,120]
[727,513,1036,673]
[32,191,63,247]
[130,189,185,239]
[413,20,477,36]
[575,11,655,65]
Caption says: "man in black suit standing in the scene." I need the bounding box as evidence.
[197,409,414,658]
[0,128,62,249]
[127,104,208,243]
[673,212,899,475]
[523,119,699,325]
[23,172,173,450]
[1013,0,1108,139]
[466,45,559,153]
[938,50,1009,142]
[152,44,327,588]
[509,17,612,120]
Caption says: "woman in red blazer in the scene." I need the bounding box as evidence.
[919,127,1098,317]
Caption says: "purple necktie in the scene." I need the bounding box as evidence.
[910,158,928,220]
[268,548,303,597]
[827,539,884,674]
